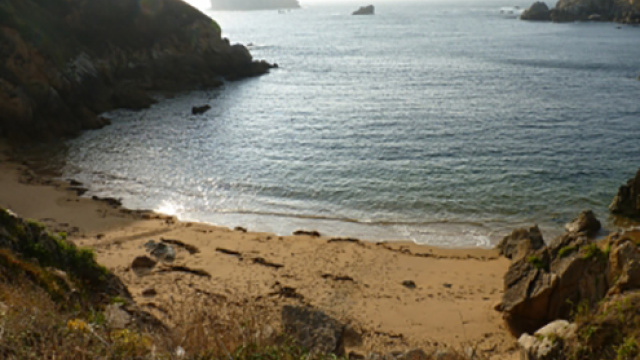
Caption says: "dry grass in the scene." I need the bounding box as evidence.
[0,272,325,360]
[566,292,640,360]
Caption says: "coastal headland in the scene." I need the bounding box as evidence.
[0,0,274,140]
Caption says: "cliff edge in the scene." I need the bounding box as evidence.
[0,0,274,139]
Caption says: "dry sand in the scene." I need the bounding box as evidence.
[0,143,518,359]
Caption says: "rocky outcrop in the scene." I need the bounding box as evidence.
[520,2,552,21]
[210,0,300,11]
[353,5,375,15]
[551,0,640,22]
[498,213,640,337]
[564,210,601,236]
[520,0,640,22]
[0,0,274,139]
[497,211,612,336]
[497,225,545,260]
[610,168,640,218]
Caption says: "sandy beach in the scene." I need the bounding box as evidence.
[0,143,517,359]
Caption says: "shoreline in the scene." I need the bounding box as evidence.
[9,139,569,250]
[0,141,518,358]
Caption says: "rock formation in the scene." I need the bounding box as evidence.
[0,0,274,139]
[520,0,640,22]
[610,168,640,218]
[210,0,300,11]
[498,212,640,337]
[497,225,545,260]
[520,2,552,21]
[564,210,601,236]
[497,211,611,336]
[353,5,375,15]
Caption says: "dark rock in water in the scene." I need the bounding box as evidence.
[191,105,211,115]
[520,2,551,21]
[610,168,640,218]
[497,225,545,260]
[144,240,176,262]
[282,305,354,355]
[353,5,375,15]
[565,210,601,236]
[0,0,275,140]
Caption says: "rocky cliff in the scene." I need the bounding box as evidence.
[0,0,274,139]
[521,0,640,22]
[552,0,640,22]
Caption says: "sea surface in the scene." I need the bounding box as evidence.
[29,0,640,247]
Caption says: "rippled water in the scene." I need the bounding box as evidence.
[36,0,640,246]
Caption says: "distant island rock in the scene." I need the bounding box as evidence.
[0,0,275,140]
[210,0,300,11]
[352,5,375,15]
[521,0,640,23]
[519,1,551,21]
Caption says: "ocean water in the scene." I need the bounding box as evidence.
[35,0,640,247]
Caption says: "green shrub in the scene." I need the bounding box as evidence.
[528,255,547,270]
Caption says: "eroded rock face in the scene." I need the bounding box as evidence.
[498,212,614,336]
[607,237,640,295]
[497,225,545,260]
[610,168,640,218]
[520,2,552,20]
[0,0,274,139]
[499,216,640,337]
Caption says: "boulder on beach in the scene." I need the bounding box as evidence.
[352,5,375,15]
[520,1,551,21]
[282,305,350,355]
